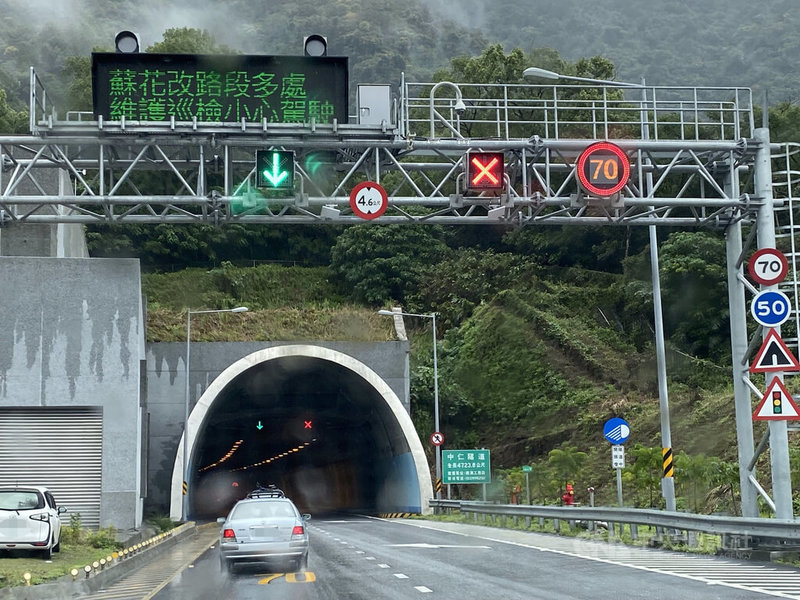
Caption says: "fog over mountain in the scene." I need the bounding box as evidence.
[1,0,799,105]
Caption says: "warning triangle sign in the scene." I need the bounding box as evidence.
[754,377,800,420]
[750,329,800,373]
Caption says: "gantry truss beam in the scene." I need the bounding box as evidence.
[0,133,761,228]
[2,77,760,228]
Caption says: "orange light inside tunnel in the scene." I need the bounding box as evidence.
[199,440,243,472]
[231,439,318,471]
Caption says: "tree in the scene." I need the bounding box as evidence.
[709,457,739,516]
[676,451,712,513]
[658,231,729,362]
[329,225,449,304]
[146,28,236,54]
[547,444,587,497]
[0,88,28,134]
[624,444,663,508]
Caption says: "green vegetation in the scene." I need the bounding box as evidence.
[0,514,122,589]
[416,510,723,555]
[1,6,799,527]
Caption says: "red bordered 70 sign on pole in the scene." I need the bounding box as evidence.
[748,248,789,286]
[350,181,388,220]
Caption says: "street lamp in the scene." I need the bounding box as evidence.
[523,67,642,88]
[183,306,248,521]
[378,309,441,499]
[523,67,678,513]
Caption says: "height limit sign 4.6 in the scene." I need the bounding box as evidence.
[349,181,388,220]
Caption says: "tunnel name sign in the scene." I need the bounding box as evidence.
[91,53,349,124]
[442,449,491,484]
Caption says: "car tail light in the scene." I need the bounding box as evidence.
[291,525,305,537]
[29,513,49,522]
[223,529,236,539]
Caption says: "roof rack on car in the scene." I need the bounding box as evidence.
[246,484,285,499]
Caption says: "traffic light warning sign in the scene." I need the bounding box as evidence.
[754,377,800,420]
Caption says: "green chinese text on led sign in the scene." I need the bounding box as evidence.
[92,53,349,125]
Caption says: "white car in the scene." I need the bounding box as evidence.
[0,486,67,559]
[218,486,310,572]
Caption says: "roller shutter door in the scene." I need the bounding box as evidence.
[0,407,103,528]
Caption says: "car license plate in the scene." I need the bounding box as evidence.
[251,526,278,539]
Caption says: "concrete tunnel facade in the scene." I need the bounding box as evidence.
[168,344,433,520]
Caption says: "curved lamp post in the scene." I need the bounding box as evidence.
[183,306,248,520]
[379,309,441,499]
[428,81,466,139]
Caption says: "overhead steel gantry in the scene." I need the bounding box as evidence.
[10,68,800,524]
[0,71,761,228]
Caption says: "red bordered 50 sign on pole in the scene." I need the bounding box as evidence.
[349,181,388,220]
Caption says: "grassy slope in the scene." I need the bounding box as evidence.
[144,262,761,510]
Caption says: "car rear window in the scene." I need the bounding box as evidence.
[0,490,44,510]
[231,501,296,519]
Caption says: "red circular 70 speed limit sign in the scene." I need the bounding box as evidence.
[748,248,788,286]
[576,141,630,197]
[350,181,388,220]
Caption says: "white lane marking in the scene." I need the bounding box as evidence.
[394,573,409,579]
[415,586,433,593]
[355,550,365,554]
[388,543,489,549]
[365,556,376,560]
[385,519,800,599]
[378,564,390,568]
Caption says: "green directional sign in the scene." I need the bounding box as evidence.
[442,449,491,484]
[256,150,295,190]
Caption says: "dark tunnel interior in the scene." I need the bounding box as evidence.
[188,355,417,519]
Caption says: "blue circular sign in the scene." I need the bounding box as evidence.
[751,290,792,328]
[603,417,630,444]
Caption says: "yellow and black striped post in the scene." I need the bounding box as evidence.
[182,481,187,496]
[662,447,674,478]
[435,478,443,495]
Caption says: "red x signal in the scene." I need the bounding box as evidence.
[467,152,505,191]
[304,420,313,429]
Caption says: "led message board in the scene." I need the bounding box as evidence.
[92,53,348,124]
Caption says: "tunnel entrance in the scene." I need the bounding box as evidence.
[169,345,432,520]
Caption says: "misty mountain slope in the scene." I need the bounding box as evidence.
[2,0,799,110]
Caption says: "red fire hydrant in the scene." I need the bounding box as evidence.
[562,483,575,506]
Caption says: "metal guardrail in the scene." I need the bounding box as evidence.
[430,499,800,543]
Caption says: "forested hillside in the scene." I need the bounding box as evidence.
[2,0,800,109]
[1,0,798,511]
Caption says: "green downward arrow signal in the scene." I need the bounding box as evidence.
[262,152,289,186]
[256,421,263,430]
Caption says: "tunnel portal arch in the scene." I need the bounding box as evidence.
[169,344,433,520]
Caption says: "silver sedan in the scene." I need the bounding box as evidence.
[217,496,310,572]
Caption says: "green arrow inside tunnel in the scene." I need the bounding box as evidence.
[257,420,264,430]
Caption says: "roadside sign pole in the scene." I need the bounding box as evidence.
[525,472,530,505]
[616,467,623,507]
[754,127,793,519]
